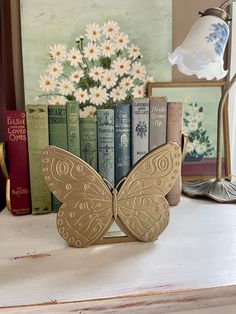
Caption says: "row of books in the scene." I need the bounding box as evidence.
[5,97,183,215]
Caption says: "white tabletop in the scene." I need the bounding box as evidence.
[1,196,236,313]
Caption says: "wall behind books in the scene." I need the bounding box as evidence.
[20,0,172,104]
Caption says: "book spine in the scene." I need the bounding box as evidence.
[48,105,68,212]
[114,104,131,184]
[66,101,80,157]
[166,102,183,206]
[80,116,97,171]
[97,109,115,187]
[26,104,51,214]
[6,110,31,215]
[149,97,167,151]
[131,98,149,166]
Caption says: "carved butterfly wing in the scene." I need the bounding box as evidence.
[117,142,182,242]
[41,146,113,247]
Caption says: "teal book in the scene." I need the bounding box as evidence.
[80,116,97,170]
[97,109,115,187]
[131,98,149,166]
[48,105,67,212]
[114,104,131,184]
[66,101,80,157]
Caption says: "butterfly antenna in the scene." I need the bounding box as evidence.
[102,177,113,190]
[115,177,127,191]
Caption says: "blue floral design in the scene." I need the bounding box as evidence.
[205,23,229,56]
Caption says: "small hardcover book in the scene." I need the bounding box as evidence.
[97,109,115,186]
[166,102,184,206]
[80,116,97,171]
[48,105,68,212]
[26,104,51,214]
[6,110,31,215]
[114,104,131,184]
[131,98,149,166]
[149,97,167,151]
[66,101,80,157]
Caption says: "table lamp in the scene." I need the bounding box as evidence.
[169,0,236,202]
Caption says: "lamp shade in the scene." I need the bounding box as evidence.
[168,15,229,80]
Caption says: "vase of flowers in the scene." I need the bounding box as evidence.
[37,20,152,117]
[183,100,214,162]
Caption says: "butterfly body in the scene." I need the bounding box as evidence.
[41,142,181,247]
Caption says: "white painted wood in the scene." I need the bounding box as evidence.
[1,197,236,313]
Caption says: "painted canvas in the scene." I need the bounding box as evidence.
[147,82,230,179]
[20,0,172,104]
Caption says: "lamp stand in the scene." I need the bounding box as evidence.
[183,74,236,202]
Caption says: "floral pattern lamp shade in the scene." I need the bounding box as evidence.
[169,12,229,80]
[169,1,236,203]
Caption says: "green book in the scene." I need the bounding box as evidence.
[26,104,52,214]
[66,101,80,157]
[48,105,68,212]
[80,116,97,170]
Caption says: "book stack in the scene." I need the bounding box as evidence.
[5,97,183,215]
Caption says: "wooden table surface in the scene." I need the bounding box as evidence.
[1,196,236,313]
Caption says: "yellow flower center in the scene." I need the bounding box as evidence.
[53,67,57,72]
[56,51,61,56]
[93,31,97,35]
[90,48,94,53]
[45,80,51,86]
[108,27,113,32]
[120,65,124,69]
[105,46,110,50]
[96,92,100,97]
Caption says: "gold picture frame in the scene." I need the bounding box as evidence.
[147,81,231,181]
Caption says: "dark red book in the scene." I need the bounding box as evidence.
[6,111,31,215]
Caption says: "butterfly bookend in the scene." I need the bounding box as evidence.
[41,142,182,248]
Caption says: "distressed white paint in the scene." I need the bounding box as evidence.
[1,197,236,313]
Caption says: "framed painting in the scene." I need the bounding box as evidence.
[147,82,231,180]
[20,0,172,104]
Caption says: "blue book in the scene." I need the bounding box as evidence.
[131,98,149,166]
[114,104,131,184]
[97,109,115,187]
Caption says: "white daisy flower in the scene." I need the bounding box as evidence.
[67,48,83,66]
[115,32,129,50]
[90,66,104,81]
[102,20,120,38]
[89,86,108,106]
[189,121,198,131]
[74,88,89,104]
[58,79,75,96]
[193,139,200,147]
[100,40,116,57]
[70,70,84,83]
[187,142,195,154]
[188,106,198,114]
[84,43,100,61]
[85,22,101,42]
[80,105,97,118]
[47,62,63,78]
[120,77,134,91]
[196,143,207,155]
[48,95,67,105]
[101,70,117,89]
[112,57,131,76]
[128,45,141,59]
[49,44,67,62]
[132,85,145,98]
[39,75,57,92]
[110,87,126,102]
[131,62,147,80]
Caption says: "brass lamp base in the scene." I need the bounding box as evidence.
[182,179,236,203]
